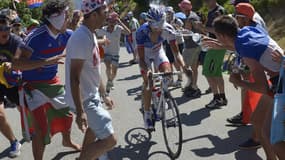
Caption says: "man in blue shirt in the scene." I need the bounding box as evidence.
[210,15,285,160]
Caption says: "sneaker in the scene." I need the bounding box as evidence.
[183,85,195,93]
[220,98,228,106]
[239,138,261,150]
[144,112,154,131]
[227,112,244,125]
[192,88,201,98]
[9,140,21,158]
[205,87,212,94]
[205,99,223,109]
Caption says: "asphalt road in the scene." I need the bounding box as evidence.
[0,47,266,160]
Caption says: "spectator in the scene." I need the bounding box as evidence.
[165,6,183,87]
[68,10,83,31]
[126,11,140,65]
[202,0,228,109]
[96,11,131,93]
[65,0,117,159]
[209,15,285,160]
[22,0,81,159]
[182,14,202,98]
[227,0,268,127]
[11,18,26,39]
[0,13,23,158]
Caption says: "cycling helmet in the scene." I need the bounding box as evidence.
[127,11,133,18]
[146,7,166,28]
[139,12,147,20]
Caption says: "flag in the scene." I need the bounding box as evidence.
[19,79,73,145]
[16,0,43,8]
[26,0,43,8]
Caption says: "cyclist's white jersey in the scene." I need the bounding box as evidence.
[136,22,177,69]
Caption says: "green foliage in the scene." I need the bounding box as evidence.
[0,1,42,27]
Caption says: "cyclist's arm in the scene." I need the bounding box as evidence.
[137,46,148,72]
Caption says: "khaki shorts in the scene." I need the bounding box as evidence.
[182,47,201,66]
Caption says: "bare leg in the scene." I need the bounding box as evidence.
[110,65,118,82]
[0,103,16,142]
[78,131,116,160]
[215,76,225,94]
[190,62,199,89]
[105,61,112,81]
[251,95,276,160]
[31,113,45,160]
[62,131,81,150]
[207,77,218,95]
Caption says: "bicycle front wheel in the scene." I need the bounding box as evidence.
[161,95,183,159]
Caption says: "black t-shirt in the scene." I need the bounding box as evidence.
[0,33,31,64]
[206,5,226,38]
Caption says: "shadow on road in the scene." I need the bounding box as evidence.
[180,107,212,126]
[51,150,80,160]
[109,127,157,160]
[118,62,131,68]
[147,151,172,160]
[126,85,142,100]
[117,74,141,81]
[180,126,262,159]
[0,139,25,159]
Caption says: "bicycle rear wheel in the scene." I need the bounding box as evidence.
[161,94,183,159]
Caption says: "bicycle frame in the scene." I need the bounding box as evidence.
[149,71,181,122]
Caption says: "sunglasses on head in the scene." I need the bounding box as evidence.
[0,25,10,32]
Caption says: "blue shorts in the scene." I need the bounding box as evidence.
[83,95,114,140]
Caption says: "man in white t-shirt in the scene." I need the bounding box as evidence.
[65,0,116,159]
[96,11,130,93]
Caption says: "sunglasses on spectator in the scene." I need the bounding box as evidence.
[0,25,10,32]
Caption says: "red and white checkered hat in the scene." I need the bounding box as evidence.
[81,0,106,15]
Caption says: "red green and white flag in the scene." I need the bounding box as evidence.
[19,82,73,144]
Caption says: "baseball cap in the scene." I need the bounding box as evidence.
[235,3,255,20]
[178,0,192,11]
[81,0,106,15]
[230,0,250,5]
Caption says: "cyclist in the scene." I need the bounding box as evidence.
[136,7,192,130]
